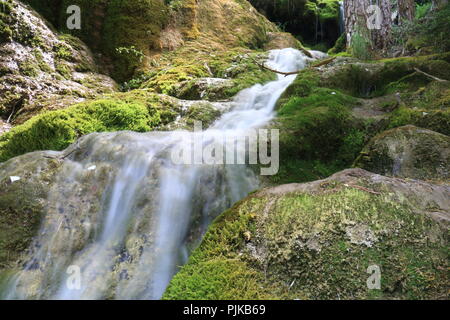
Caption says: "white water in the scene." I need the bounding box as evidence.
[339,1,345,36]
[2,48,324,300]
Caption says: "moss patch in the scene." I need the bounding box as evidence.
[271,75,368,184]
[0,90,184,162]
[165,172,448,300]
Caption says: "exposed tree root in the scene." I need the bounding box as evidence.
[414,67,448,82]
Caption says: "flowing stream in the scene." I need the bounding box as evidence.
[2,48,323,300]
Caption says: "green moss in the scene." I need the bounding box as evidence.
[47,0,168,82]
[166,185,448,299]
[183,102,222,129]
[0,0,13,43]
[53,42,72,61]
[387,106,450,136]
[18,59,40,77]
[354,125,450,181]
[321,53,450,98]
[139,49,275,99]
[144,64,209,95]
[0,98,158,162]
[55,60,72,79]
[328,33,346,55]
[164,197,298,300]
[164,258,286,300]
[271,87,366,184]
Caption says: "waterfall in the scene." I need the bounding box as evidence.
[339,1,345,36]
[2,48,324,300]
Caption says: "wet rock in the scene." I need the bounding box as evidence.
[355,125,450,181]
[171,78,235,101]
[0,150,62,268]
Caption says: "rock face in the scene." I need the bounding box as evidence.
[0,0,117,124]
[355,125,450,181]
[164,169,449,300]
[0,151,62,268]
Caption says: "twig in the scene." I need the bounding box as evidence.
[414,67,448,82]
[6,97,24,123]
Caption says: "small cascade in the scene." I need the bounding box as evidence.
[2,48,324,300]
[339,1,345,36]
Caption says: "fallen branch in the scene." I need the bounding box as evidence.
[249,54,336,77]
[414,67,448,82]
[311,57,337,68]
[300,47,313,58]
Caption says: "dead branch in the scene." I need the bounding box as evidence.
[300,47,314,58]
[414,67,448,82]
[249,54,336,77]
[311,57,337,68]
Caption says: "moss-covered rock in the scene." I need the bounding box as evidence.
[319,53,450,98]
[23,0,280,83]
[269,68,372,184]
[0,88,237,162]
[0,0,117,124]
[136,48,276,100]
[0,151,62,268]
[355,125,450,181]
[164,169,449,300]
[0,88,188,162]
[170,78,235,101]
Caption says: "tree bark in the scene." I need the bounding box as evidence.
[432,0,449,10]
[344,0,392,53]
[398,0,416,23]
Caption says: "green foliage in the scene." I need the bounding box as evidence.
[328,33,346,55]
[416,2,432,19]
[393,3,450,54]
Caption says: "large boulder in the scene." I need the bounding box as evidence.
[355,125,450,181]
[164,169,449,300]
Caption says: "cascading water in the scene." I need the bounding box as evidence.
[339,1,345,36]
[2,48,324,300]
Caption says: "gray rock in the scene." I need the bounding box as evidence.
[355,125,450,181]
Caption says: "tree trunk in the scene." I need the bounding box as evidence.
[432,0,449,10]
[398,0,415,23]
[344,0,392,54]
